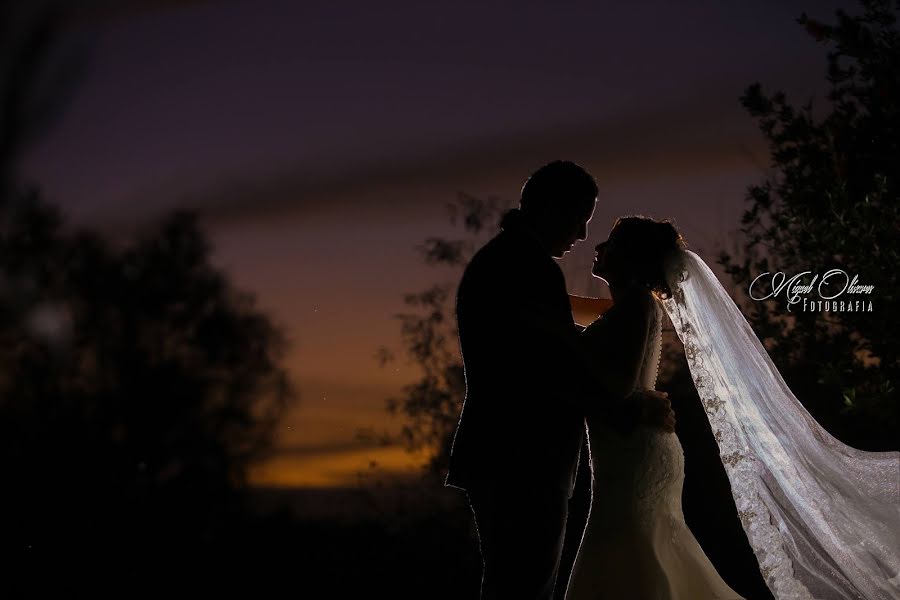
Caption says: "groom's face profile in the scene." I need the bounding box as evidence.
[547,197,596,258]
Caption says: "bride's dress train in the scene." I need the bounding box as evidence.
[566,301,744,600]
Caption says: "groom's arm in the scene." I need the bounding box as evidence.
[486,256,647,432]
[504,297,642,433]
[500,287,670,434]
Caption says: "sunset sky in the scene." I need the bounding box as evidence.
[18,0,846,487]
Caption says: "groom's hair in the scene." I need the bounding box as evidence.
[519,160,598,214]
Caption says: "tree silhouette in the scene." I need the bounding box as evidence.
[720,0,899,449]
[372,193,509,479]
[1,4,296,592]
[1,3,86,197]
[1,192,295,590]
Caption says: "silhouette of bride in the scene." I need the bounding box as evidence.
[567,216,900,600]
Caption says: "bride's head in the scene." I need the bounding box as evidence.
[592,215,684,298]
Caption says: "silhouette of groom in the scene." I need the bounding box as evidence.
[446,161,663,600]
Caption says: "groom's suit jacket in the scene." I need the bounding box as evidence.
[446,215,619,497]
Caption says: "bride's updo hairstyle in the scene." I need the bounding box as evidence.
[607,215,685,298]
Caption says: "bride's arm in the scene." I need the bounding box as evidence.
[581,291,675,433]
[580,289,653,399]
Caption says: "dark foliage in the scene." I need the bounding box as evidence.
[720,0,899,449]
[0,192,295,592]
[372,193,510,478]
[1,4,295,592]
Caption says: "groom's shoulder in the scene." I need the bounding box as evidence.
[464,231,507,270]
[458,232,511,294]
[464,230,529,276]
[460,231,549,298]
[471,228,536,262]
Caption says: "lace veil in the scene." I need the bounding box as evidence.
[661,249,900,600]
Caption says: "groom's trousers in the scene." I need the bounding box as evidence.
[466,484,570,600]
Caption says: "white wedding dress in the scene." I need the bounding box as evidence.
[566,298,745,600]
[568,250,900,600]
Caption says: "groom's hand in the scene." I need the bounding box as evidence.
[633,390,676,433]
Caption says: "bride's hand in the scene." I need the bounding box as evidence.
[631,390,676,433]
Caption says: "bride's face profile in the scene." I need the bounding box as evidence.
[591,235,638,290]
[591,239,618,284]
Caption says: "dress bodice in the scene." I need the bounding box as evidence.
[585,300,685,526]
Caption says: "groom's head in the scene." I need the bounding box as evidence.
[517,160,598,257]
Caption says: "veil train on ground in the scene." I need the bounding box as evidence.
[661,250,900,600]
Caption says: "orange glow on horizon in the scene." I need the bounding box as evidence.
[249,445,431,488]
